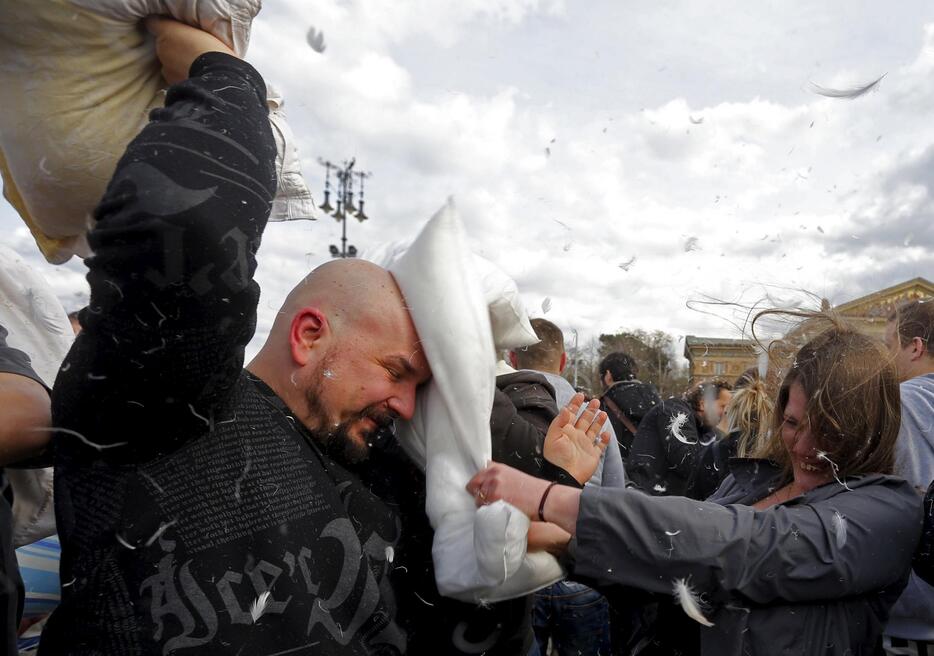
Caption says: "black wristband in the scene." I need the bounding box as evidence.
[538,481,559,522]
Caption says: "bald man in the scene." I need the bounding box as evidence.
[248,259,429,464]
[45,19,430,655]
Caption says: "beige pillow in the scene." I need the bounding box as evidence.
[0,0,314,264]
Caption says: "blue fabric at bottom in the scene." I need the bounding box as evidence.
[533,581,611,656]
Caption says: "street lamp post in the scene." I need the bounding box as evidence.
[318,158,371,258]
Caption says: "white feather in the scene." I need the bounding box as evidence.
[672,578,714,627]
[306,27,327,53]
[808,74,885,99]
[667,412,694,445]
[250,591,271,623]
[816,451,852,490]
[831,511,847,549]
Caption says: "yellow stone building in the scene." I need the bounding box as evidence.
[684,336,759,385]
[684,277,934,385]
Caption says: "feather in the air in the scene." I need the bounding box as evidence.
[808,74,885,99]
[831,511,847,549]
[250,591,271,623]
[667,412,693,445]
[672,578,714,627]
[307,27,327,53]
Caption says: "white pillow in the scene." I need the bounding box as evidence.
[473,256,538,350]
[363,239,538,352]
[389,201,563,602]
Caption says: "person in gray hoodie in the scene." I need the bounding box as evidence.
[884,299,934,655]
[469,315,922,656]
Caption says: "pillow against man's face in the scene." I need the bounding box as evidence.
[362,240,538,351]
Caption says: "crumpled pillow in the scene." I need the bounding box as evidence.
[363,241,539,352]
[387,201,563,603]
[0,0,315,264]
[0,244,73,547]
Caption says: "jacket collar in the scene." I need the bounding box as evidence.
[727,456,902,504]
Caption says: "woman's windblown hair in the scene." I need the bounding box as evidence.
[751,310,901,478]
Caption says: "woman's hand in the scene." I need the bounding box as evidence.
[145,16,237,85]
[467,462,550,517]
[467,462,583,535]
[544,393,610,484]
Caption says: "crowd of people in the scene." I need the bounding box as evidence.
[0,16,932,656]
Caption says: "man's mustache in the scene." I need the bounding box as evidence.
[358,406,398,429]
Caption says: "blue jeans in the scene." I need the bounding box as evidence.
[533,581,611,656]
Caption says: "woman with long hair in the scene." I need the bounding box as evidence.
[469,315,921,655]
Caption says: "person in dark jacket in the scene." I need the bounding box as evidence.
[469,316,922,656]
[598,352,661,459]
[627,380,732,498]
[45,20,441,655]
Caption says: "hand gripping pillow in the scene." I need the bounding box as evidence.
[0,0,315,264]
[388,201,563,603]
[0,245,73,547]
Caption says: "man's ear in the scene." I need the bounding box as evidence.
[508,351,519,368]
[559,352,567,374]
[911,336,928,362]
[289,308,328,366]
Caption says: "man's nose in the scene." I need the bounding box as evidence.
[387,384,417,421]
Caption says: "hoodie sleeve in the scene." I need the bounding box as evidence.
[52,53,277,460]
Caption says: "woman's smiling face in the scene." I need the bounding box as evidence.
[781,381,833,491]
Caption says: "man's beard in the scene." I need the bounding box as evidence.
[304,376,397,465]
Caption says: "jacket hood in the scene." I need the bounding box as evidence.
[496,370,557,396]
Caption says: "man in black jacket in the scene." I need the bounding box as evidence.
[626,379,732,498]
[598,352,660,460]
[45,19,437,655]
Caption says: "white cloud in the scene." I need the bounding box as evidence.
[1,0,932,368]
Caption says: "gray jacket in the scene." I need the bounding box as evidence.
[888,373,934,640]
[568,459,922,655]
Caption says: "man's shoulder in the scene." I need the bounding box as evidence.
[604,379,661,406]
[534,370,577,405]
[496,370,557,402]
[902,373,934,400]
[657,396,691,415]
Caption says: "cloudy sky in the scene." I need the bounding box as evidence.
[3,0,933,363]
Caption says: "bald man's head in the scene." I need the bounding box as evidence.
[248,259,430,463]
[269,259,406,342]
